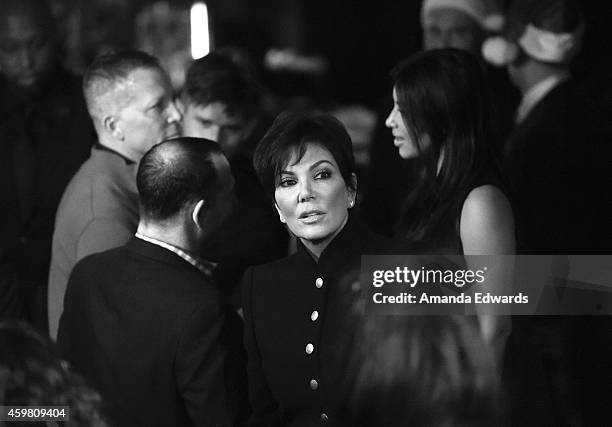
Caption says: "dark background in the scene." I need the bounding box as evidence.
[54,0,611,109]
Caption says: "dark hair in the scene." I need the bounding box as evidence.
[505,0,584,66]
[253,111,356,202]
[136,137,223,221]
[0,321,109,426]
[348,315,502,426]
[507,0,583,39]
[391,49,501,240]
[183,52,260,121]
[83,50,164,122]
[0,0,56,31]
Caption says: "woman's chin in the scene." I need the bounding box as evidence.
[398,147,418,160]
[294,225,335,246]
[297,230,331,245]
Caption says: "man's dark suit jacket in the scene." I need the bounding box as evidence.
[505,79,610,254]
[58,237,247,427]
[504,79,612,425]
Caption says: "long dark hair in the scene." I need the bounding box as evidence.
[392,48,502,241]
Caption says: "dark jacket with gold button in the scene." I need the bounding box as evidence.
[242,216,406,426]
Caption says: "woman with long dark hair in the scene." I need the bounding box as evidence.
[385,48,514,353]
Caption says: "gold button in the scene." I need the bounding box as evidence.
[321,413,328,422]
[311,311,319,321]
[305,343,314,354]
[315,277,323,288]
[309,379,318,390]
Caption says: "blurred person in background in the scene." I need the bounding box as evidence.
[0,320,108,426]
[180,52,288,307]
[483,0,608,254]
[0,0,95,331]
[58,138,247,427]
[483,0,612,424]
[348,315,502,426]
[181,52,258,158]
[47,50,181,340]
[421,0,498,53]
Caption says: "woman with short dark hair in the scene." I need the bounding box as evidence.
[243,111,406,426]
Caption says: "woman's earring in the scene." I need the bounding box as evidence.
[349,200,355,208]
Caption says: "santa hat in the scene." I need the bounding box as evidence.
[421,0,506,32]
[482,0,584,66]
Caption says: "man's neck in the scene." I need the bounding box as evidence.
[136,222,192,253]
[97,137,139,163]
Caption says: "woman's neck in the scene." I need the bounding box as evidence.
[300,214,349,261]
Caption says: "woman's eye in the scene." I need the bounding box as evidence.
[315,170,331,179]
[279,178,296,187]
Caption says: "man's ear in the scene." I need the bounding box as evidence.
[192,199,206,228]
[274,202,286,224]
[103,115,123,141]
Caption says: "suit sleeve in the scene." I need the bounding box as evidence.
[56,262,81,364]
[175,288,245,426]
[242,267,281,427]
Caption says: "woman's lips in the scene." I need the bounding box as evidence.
[299,211,324,224]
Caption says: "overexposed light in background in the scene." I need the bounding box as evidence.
[190,2,210,59]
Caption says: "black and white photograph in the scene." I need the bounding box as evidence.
[1,0,611,425]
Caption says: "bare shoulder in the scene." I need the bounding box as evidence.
[460,185,514,254]
[461,185,512,220]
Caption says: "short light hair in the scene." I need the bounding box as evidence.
[82,50,164,129]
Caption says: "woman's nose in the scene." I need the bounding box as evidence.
[385,110,395,128]
[298,179,314,202]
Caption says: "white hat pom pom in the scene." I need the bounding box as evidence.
[482,36,518,66]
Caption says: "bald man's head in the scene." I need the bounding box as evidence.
[137,137,234,224]
[0,0,58,91]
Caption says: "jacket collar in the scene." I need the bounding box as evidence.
[125,237,214,279]
[295,214,370,272]
[516,75,570,124]
[94,142,135,165]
